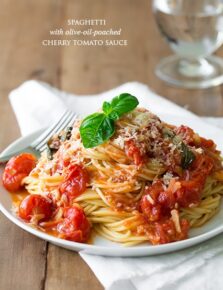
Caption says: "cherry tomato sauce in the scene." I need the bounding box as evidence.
[4,123,221,246]
[3,153,91,243]
[139,126,217,244]
[2,153,36,192]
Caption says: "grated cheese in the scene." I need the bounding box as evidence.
[171,209,181,233]
[146,194,155,205]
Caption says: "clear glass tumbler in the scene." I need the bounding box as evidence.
[153,0,223,89]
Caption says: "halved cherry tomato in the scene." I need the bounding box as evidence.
[2,153,36,192]
[19,194,52,222]
[59,164,89,199]
[57,206,91,242]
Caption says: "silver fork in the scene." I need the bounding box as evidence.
[0,110,77,163]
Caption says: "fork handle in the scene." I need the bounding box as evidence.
[0,147,40,164]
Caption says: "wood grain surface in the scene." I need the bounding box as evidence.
[0,1,222,290]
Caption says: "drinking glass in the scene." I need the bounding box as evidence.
[153,0,223,88]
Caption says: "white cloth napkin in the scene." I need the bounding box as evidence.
[9,80,223,290]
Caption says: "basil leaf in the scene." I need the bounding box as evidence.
[80,93,139,148]
[109,93,139,118]
[80,113,115,148]
[102,101,112,115]
[107,111,120,121]
[181,142,195,169]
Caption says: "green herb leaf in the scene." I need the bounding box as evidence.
[59,126,73,142]
[80,113,115,148]
[102,101,112,115]
[162,127,175,139]
[80,93,139,148]
[181,142,195,169]
[162,127,195,169]
[109,93,139,118]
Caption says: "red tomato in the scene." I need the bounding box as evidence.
[2,153,36,192]
[175,154,214,207]
[141,195,161,222]
[125,140,144,166]
[193,154,214,174]
[141,155,213,223]
[200,137,215,149]
[151,218,189,245]
[19,194,52,222]
[57,206,91,242]
[175,125,195,145]
[59,164,89,199]
[158,190,175,209]
[145,181,164,201]
[140,181,172,221]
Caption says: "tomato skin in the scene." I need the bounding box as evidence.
[142,154,214,217]
[176,125,215,150]
[125,140,144,166]
[2,153,36,192]
[140,154,214,243]
[200,137,214,149]
[19,194,52,222]
[176,154,214,207]
[151,218,189,245]
[175,125,195,145]
[141,195,161,222]
[140,181,172,221]
[59,164,89,199]
[57,206,91,242]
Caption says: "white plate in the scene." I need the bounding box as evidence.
[1,129,223,257]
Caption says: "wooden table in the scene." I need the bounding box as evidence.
[0,1,222,289]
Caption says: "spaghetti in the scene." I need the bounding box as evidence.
[3,103,223,246]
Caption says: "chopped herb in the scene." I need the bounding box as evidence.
[163,128,175,139]
[180,142,195,169]
[59,126,73,142]
[47,137,62,160]
[163,127,195,169]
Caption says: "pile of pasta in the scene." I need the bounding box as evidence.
[23,108,223,246]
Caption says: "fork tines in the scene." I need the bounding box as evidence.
[32,110,77,152]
